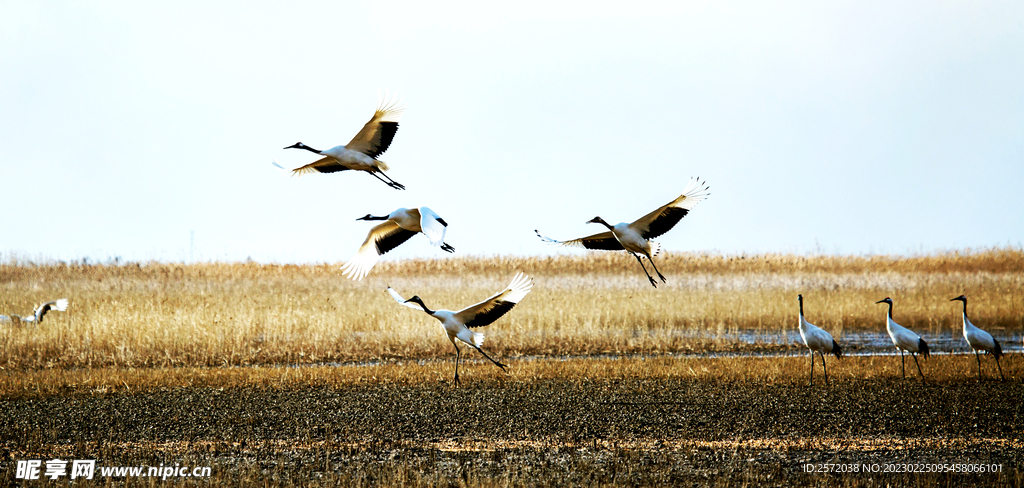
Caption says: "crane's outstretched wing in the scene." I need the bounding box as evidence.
[454,272,533,328]
[346,94,405,158]
[630,177,710,239]
[290,156,351,175]
[417,207,448,248]
[386,287,427,310]
[534,229,623,251]
[341,221,417,281]
[33,298,68,323]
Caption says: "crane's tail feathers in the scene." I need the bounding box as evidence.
[918,338,930,359]
[992,338,1003,359]
[460,330,484,348]
[649,241,662,258]
[374,160,391,172]
[52,299,69,312]
[830,340,843,359]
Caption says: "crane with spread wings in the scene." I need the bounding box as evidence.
[536,178,710,287]
[387,273,533,386]
[278,93,407,190]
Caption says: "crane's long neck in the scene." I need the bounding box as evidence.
[286,142,323,155]
[362,215,390,221]
[589,217,614,231]
[959,299,969,328]
[797,296,807,332]
[885,301,893,320]
[407,297,435,315]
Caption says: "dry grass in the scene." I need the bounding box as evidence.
[1,248,1022,370]
[1,353,1020,398]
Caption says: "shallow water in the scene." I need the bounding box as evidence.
[284,329,1022,370]
[734,329,1022,356]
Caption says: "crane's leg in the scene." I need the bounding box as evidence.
[440,242,455,253]
[911,353,924,381]
[900,349,906,380]
[452,343,462,387]
[975,350,983,381]
[820,351,830,387]
[808,350,815,386]
[645,253,667,283]
[473,346,507,372]
[632,254,658,287]
[995,355,1005,381]
[368,171,405,190]
[375,170,406,190]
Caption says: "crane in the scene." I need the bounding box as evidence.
[950,295,1004,381]
[2,299,69,325]
[535,177,710,287]
[875,297,929,380]
[340,207,455,281]
[797,294,843,386]
[280,94,406,190]
[387,272,533,386]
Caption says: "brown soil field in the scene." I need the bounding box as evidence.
[1,356,1022,487]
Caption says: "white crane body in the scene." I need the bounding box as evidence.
[876,297,928,379]
[797,294,843,386]
[951,295,1004,381]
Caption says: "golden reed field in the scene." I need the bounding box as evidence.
[1,249,1023,486]
[1,249,1022,370]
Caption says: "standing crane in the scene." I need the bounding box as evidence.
[950,295,1004,381]
[797,294,843,386]
[280,94,406,190]
[875,297,929,380]
[387,273,533,386]
[535,177,710,287]
[341,207,455,281]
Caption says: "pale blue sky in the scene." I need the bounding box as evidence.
[2,1,1022,264]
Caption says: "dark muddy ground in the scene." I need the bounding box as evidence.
[1,372,1022,486]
